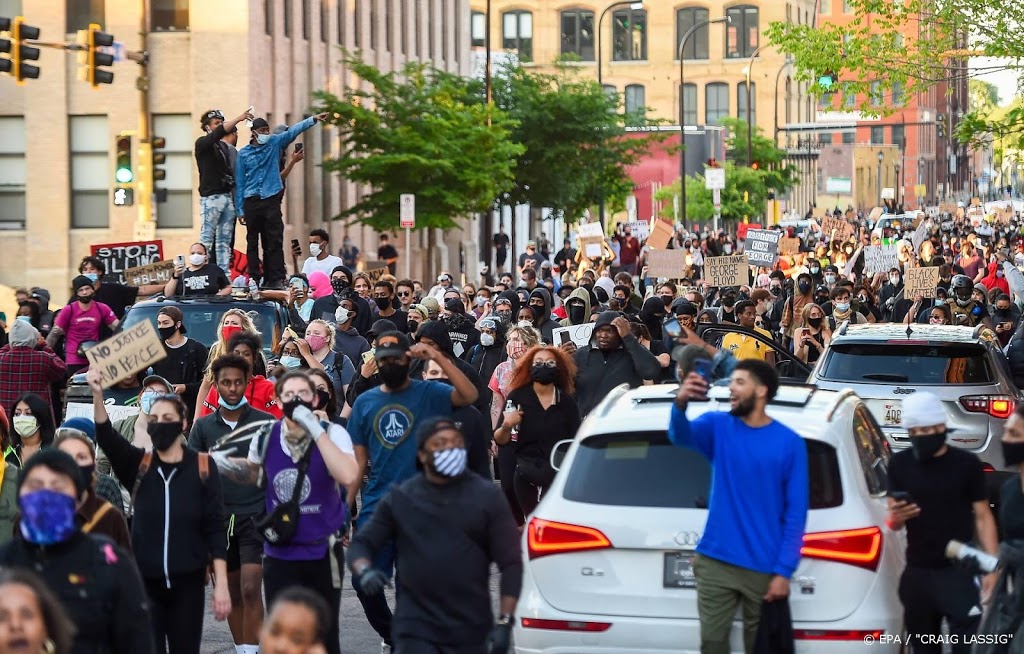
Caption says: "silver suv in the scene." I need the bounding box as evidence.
[809,322,1018,498]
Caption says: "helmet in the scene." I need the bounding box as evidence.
[951,274,974,307]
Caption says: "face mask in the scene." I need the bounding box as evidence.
[568,305,586,324]
[221,325,243,343]
[306,335,328,352]
[255,133,271,145]
[475,295,487,307]
[280,355,303,369]
[531,365,559,385]
[84,273,99,283]
[331,278,349,295]
[1002,440,1024,467]
[825,275,837,284]
[770,286,781,297]
[997,270,1005,278]
[315,389,331,411]
[78,294,94,304]
[507,341,527,360]
[335,308,351,324]
[798,282,811,294]
[374,297,391,310]
[480,333,495,347]
[16,316,30,323]
[496,310,513,323]
[12,415,38,437]
[139,390,159,415]
[147,421,182,452]
[219,395,248,411]
[517,320,533,328]
[158,325,177,340]
[910,431,947,461]
[689,246,696,253]
[929,316,945,324]
[723,244,733,254]
[834,302,850,312]
[378,362,410,388]
[807,317,822,328]
[845,248,854,255]
[809,266,820,274]
[188,253,206,266]
[79,464,95,484]
[407,321,420,334]
[722,297,736,308]
[429,447,467,478]
[890,275,900,285]
[19,490,77,546]
[309,243,322,257]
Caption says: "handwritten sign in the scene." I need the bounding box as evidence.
[862,245,899,274]
[778,237,801,256]
[743,229,780,267]
[646,249,688,278]
[579,236,604,259]
[363,261,389,283]
[84,321,167,389]
[905,266,940,299]
[90,240,164,284]
[647,219,674,250]
[625,220,650,242]
[577,223,604,239]
[822,217,854,241]
[123,260,175,287]
[704,255,748,288]
[64,399,139,423]
[552,323,595,349]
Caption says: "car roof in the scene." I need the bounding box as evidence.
[586,382,855,446]
[829,322,990,344]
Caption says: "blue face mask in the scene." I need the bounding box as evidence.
[19,489,77,546]
[84,273,99,283]
[280,355,303,370]
[219,395,248,411]
[255,133,271,145]
[139,390,158,415]
[16,316,31,323]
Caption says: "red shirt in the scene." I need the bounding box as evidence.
[617,235,641,266]
[200,375,282,419]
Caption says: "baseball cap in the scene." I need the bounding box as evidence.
[902,392,948,430]
[251,117,269,130]
[526,240,537,248]
[374,331,411,360]
[142,374,174,393]
[158,306,187,334]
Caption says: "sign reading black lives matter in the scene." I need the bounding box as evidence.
[743,229,780,267]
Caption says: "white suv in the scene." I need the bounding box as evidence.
[514,383,907,654]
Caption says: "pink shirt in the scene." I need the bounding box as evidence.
[54,301,117,365]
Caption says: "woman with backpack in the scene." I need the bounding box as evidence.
[88,368,231,654]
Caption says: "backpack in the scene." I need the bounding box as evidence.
[130,451,210,508]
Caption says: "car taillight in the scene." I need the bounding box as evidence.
[527,518,611,560]
[794,629,883,641]
[983,463,996,473]
[960,395,1014,419]
[520,618,612,632]
[801,526,882,571]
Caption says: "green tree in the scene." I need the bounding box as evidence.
[492,62,663,227]
[719,117,799,196]
[313,54,524,232]
[765,0,1023,146]
[654,162,767,224]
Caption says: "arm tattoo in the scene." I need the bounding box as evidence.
[214,456,260,485]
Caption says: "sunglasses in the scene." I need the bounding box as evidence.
[397,291,411,297]
[532,360,558,368]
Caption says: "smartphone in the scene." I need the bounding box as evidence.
[362,349,376,365]
[175,255,185,267]
[889,491,915,504]
[294,142,303,154]
[693,358,714,384]
[663,316,683,339]
[558,331,571,346]
[246,106,254,128]
[291,238,301,252]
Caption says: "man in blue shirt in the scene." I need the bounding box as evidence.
[669,359,809,654]
[346,331,479,651]
[235,113,329,288]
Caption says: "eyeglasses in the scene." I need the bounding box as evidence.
[280,390,314,402]
[532,360,558,368]
[397,291,411,297]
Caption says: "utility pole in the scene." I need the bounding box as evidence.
[134,0,155,241]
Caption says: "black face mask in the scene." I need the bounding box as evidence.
[496,310,513,323]
[531,365,559,385]
[722,297,736,308]
[798,282,811,295]
[807,317,823,328]
[314,389,332,412]
[282,397,314,421]
[158,326,177,340]
[78,294,94,305]
[407,321,421,334]
[331,278,349,295]
[1003,441,1024,467]
[568,305,586,325]
[378,362,410,388]
[910,431,947,461]
[770,286,782,297]
[374,297,391,310]
[79,464,95,483]
[147,421,182,452]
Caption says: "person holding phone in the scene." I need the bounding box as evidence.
[991,293,1019,347]
[165,243,231,297]
[296,229,343,279]
[794,304,830,365]
[196,108,253,274]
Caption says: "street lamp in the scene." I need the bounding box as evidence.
[773,58,793,149]
[877,151,884,206]
[743,45,766,168]
[679,15,730,227]
[894,163,901,208]
[918,156,925,206]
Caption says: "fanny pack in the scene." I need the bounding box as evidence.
[516,456,555,487]
[254,443,312,545]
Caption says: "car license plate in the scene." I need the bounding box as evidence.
[664,552,696,589]
[884,401,902,426]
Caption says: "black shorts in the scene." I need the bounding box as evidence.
[226,514,264,571]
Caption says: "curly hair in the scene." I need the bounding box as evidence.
[204,309,261,381]
[507,345,577,395]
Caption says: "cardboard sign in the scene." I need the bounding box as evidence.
[64,400,139,423]
[646,249,688,278]
[84,321,167,389]
[778,237,801,256]
[363,261,389,283]
[905,266,940,300]
[910,219,932,251]
[647,219,674,250]
[123,260,176,287]
[822,217,854,241]
[996,207,1014,224]
[625,220,649,242]
[743,229,780,267]
[862,245,899,274]
[736,223,762,240]
[90,240,164,284]
[579,236,605,259]
[577,223,604,239]
[704,255,748,288]
[552,323,595,349]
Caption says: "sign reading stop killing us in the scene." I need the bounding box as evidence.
[743,229,780,267]
[84,321,167,388]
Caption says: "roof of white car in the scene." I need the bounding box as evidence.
[831,322,988,344]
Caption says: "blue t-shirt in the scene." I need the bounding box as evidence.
[668,407,809,578]
[349,379,453,523]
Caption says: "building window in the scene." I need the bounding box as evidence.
[625,84,645,116]
[302,0,310,39]
[265,0,274,34]
[682,83,697,126]
[843,131,855,144]
[892,81,904,105]
[870,125,884,145]
[602,84,617,107]
[842,82,856,109]
[354,0,361,47]
[471,10,485,47]
[892,124,905,147]
[502,11,532,62]
[67,0,104,33]
[428,0,434,57]
[414,0,421,55]
[321,0,328,42]
[785,77,792,123]
[152,0,189,31]
[869,80,882,105]
[401,0,408,53]
[676,8,709,60]
[0,116,26,229]
[69,116,108,229]
[612,7,646,61]
[738,82,756,127]
[726,6,759,59]
[820,0,831,15]
[153,114,194,229]
[706,82,729,126]
[337,0,344,43]
[387,0,394,52]
[843,0,853,12]
[284,0,292,37]
[442,0,449,60]
[560,10,595,61]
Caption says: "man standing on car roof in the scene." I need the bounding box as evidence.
[670,360,809,654]
[887,392,998,654]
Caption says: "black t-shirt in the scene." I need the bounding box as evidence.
[378,244,399,274]
[888,447,987,568]
[96,282,140,319]
[1000,476,1024,541]
[505,386,581,464]
[177,264,229,297]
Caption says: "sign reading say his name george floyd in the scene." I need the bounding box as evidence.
[705,255,748,288]
[90,241,164,284]
[743,229,780,266]
[84,320,167,389]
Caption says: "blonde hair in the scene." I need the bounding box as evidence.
[204,309,261,381]
[305,319,337,351]
[505,325,541,348]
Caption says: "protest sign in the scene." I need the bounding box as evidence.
[736,223,762,240]
[743,229,780,267]
[363,261,389,283]
[90,240,164,284]
[862,245,899,274]
[778,237,801,256]
[552,323,595,348]
[64,400,139,423]
[822,217,854,241]
[123,260,175,287]
[647,219,674,250]
[577,223,603,239]
[910,219,932,251]
[579,236,605,259]
[84,321,167,389]
[905,266,939,299]
[625,220,649,241]
[705,255,748,288]
[646,249,688,278]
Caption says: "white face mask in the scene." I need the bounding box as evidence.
[309,243,322,257]
[255,133,271,145]
[12,416,38,438]
[335,307,350,324]
[188,253,206,266]
[723,244,733,254]
[890,275,900,285]
[479,333,495,347]
[475,295,487,307]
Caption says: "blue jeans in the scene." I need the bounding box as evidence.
[199,192,235,274]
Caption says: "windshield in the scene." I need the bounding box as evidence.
[819,343,994,385]
[121,303,282,356]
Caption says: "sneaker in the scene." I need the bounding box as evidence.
[380,640,393,654]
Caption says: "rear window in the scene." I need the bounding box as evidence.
[819,343,994,385]
[562,431,842,510]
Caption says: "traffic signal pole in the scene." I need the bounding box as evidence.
[134,5,155,240]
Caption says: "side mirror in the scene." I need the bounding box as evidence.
[550,439,573,472]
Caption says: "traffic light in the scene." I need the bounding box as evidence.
[4,16,41,83]
[82,23,114,88]
[0,18,10,75]
[937,114,946,139]
[113,187,134,206]
[115,132,133,183]
[152,136,166,182]
[817,70,838,92]
[751,161,760,171]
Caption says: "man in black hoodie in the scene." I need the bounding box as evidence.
[311,266,373,336]
[527,287,560,343]
[574,311,661,416]
[441,298,480,360]
[412,321,491,416]
[491,291,519,326]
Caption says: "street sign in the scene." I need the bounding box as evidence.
[399,194,415,228]
[712,188,721,208]
[705,168,726,190]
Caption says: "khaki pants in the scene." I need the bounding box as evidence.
[693,554,773,654]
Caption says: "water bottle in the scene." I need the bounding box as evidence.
[946,540,1000,573]
[505,400,519,440]
[248,278,261,301]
